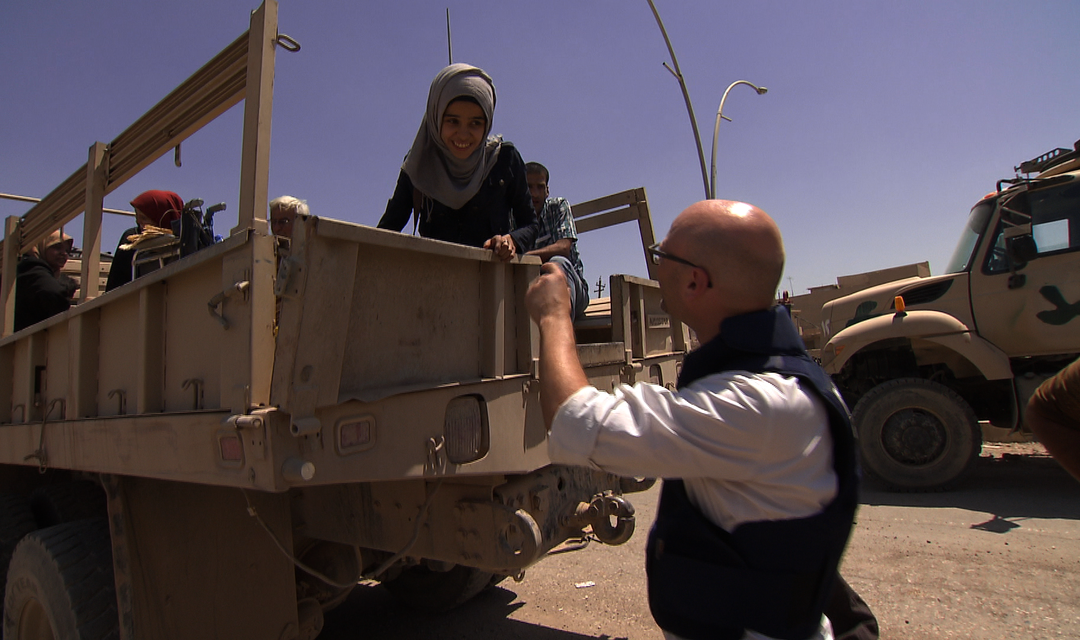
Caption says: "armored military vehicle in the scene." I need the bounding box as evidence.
[820,139,1080,490]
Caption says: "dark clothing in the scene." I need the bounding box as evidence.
[378,142,538,252]
[105,226,139,292]
[14,256,73,331]
[825,575,880,640]
[646,306,860,640]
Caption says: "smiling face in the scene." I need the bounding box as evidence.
[440,98,487,160]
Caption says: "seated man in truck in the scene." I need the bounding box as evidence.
[524,162,589,320]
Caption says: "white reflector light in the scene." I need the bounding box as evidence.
[445,396,488,464]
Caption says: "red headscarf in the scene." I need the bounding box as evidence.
[130,190,184,229]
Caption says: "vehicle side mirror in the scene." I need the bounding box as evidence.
[1004,224,1038,265]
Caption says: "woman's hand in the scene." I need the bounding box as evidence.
[483,234,517,261]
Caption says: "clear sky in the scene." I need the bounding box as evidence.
[2,1,1078,297]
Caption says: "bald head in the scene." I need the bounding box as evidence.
[666,200,784,315]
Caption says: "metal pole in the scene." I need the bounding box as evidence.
[710,81,767,199]
[646,0,710,200]
[446,8,453,64]
[0,193,134,217]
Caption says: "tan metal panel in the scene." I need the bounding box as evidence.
[68,311,100,418]
[114,477,297,640]
[98,294,142,417]
[162,260,226,412]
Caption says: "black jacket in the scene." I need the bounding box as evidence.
[14,256,74,331]
[378,142,538,252]
[105,226,139,292]
[646,306,859,640]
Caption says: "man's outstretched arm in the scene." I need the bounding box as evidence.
[526,262,589,427]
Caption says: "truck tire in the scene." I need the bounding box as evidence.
[381,563,494,613]
[29,482,108,528]
[852,378,980,491]
[0,496,38,599]
[3,518,119,640]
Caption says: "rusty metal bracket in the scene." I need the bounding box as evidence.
[426,436,447,475]
[274,33,301,52]
[23,398,64,473]
[563,493,637,546]
[182,378,204,410]
[107,389,127,415]
[207,280,251,329]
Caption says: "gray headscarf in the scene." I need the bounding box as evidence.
[402,63,502,210]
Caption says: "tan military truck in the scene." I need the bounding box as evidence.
[0,3,685,638]
[819,140,1080,490]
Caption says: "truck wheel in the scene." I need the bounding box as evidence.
[0,496,38,598]
[3,518,118,640]
[29,482,108,528]
[381,563,494,613]
[852,378,980,491]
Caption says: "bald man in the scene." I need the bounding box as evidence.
[527,200,863,640]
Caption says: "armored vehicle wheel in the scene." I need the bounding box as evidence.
[852,378,980,491]
[29,482,108,528]
[3,519,119,640]
[0,496,38,597]
[381,563,494,613]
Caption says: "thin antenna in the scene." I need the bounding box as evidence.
[646,0,710,200]
[446,8,453,64]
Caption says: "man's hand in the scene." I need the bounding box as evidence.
[526,262,572,323]
[483,234,517,261]
[526,261,588,430]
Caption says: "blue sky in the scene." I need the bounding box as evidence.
[2,1,1078,297]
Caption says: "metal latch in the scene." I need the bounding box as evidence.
[208,280,250,329]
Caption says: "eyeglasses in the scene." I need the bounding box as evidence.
[646,242,713,288]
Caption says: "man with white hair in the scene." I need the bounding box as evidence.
[269,195,309,240]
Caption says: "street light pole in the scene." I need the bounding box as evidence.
[710,80,767,199]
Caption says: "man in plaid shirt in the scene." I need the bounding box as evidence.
[525,162,590,320]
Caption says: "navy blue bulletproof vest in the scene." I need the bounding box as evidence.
[646,306,859,640]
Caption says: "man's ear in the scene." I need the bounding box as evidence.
[685,267,710,296]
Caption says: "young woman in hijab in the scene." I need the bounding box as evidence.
[105,189,184,291]
[14,230,78,331]
[378,64,537,261]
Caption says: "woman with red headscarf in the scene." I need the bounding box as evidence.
[105,190,183,291]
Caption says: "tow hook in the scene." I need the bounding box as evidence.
[573,494,636,546]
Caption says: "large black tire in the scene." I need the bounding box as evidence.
[3,519,119,640]
[29,482,108,529]
[0,496,38,600]
[381,563,494,613]
[852,378,981,491]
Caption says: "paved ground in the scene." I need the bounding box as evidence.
[321,443,1080,639]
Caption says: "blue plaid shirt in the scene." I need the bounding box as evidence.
[531,197,585,278]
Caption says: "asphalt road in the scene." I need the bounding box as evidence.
[320,443,1080,639]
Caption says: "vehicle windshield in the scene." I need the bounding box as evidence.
[944,200,995,273]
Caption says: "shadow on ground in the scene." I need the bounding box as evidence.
[861,450,1080,520]
[320,582,626,640]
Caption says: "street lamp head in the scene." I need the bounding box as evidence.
[755,86,768,95]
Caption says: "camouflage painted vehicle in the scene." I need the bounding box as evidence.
[0,3,685,638]
[820,139,1080,490]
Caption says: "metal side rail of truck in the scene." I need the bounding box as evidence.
[0,3,687,639]
[818,138,1080,491]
